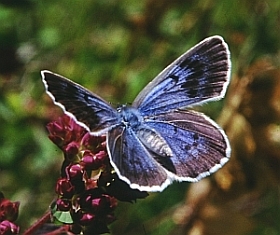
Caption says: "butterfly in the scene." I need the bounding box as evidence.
[41,35,231,192]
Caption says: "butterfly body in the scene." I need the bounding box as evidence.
[117,105,143,128]
[116,105,172,157]
[41,35,231,192]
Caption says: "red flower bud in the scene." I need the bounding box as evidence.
[85,178,98,190]
[77,211,96,226]
[81,133,106,153]
[81,150,107,170]
[55,178,75,198]
[66,164,84,181]
[46,115,86,149]
[0,220,19,234]
[64,141,80,157]
[78,189,117,215]
[56,199,72,211]
[0,199,19,222]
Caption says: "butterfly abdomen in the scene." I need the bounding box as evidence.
[136,127,173,157]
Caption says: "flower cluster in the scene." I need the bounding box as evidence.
[0,192,20,234]
[47,115,148,234]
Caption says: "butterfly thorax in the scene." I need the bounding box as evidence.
[117,105,143,128]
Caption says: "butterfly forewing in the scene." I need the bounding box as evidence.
[41,70,120,134]
[132,36,231,116]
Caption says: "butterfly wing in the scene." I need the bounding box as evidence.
[132,36,231,116]
[145,110,230,182]
[107,125,172,192]
[41,35,231,192]
[41,70,120,134]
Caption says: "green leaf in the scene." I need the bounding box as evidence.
[53,210,74,224]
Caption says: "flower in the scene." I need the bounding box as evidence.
[47,115,149,234]
[46,115,86,156]
[66,163,84,182]
[65,164,86,194]
[81,150,108,171]
[78,189,117,215]
[81,133,107,154]
[0,220,19,235]
[55,178,75,198]
[0,198,19,222]
[0,194,19,235]
[73,189,117,234]
[56,199,72,211]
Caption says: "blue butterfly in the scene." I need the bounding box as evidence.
[41,35,231,192]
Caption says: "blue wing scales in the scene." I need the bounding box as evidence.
[145,109,230,181]
[133,36,231,116]
[107,125,172,191]
[41,70,120,134]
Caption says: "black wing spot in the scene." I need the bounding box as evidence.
[179,56,210,99]
[155,155,176,174]
[193,133,199,140]
[169,74,179,83]
[181,78,200,98]
[184,145,191,151]
[84,94,91,103]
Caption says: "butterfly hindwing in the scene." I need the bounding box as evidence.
[41,70,120,134]
[145,109,230,181]
[133,36,231,116]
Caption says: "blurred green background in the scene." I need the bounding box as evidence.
[0,0,280,234]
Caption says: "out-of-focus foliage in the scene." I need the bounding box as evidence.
[0,0,280,234]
